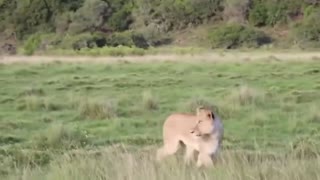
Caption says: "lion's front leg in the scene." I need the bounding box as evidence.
[196,152,213,168]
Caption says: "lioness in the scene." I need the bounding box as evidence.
[190,108,224,167]
[156,107,223,167]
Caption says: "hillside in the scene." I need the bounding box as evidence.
[1,0,320,55]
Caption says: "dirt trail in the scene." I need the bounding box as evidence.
[1,51,320,64]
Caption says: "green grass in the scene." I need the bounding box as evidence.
[0,59,320,179]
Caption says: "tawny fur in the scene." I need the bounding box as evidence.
[156,107,224,168]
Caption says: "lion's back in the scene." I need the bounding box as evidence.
[162,113,197,139]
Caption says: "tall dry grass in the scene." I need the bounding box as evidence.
[67,95,118,120]
[5,145,320,180]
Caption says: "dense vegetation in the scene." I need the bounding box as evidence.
[1,0,320,55]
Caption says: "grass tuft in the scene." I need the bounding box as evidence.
[213,101,241,119]
[16,95,61,111]
[307,106,320,124]
[183,97,215,113]
[250,111,268,127]
[77,97,118,120]
[142,90,159,111]
[289,137,320,159]
[18,87,45,97]
[31,123,89,150]
[228,85,265,106]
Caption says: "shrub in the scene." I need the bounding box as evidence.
[132,0,223,31]
[107,1,134,31]
[249,0,305,27]
[208,23,271,49]
[22,33,105,53]
[1,0,84,40]
[106,31,149,49]
[59,33,106,50]
[65,0,134,33]
[131,34,150,49]
[223,0,251,23]
[38,33,64,51]
[55,12,73,34]
[303,5,315,17]
[23,34,42,55]
[134,24,172,47]
[106,31,134,47]
[249,3,268,26]
[291,10,320,47]
[44,46,146,56]
[37,31,148,52]
[265,2,288,26]
[68,0,111,34]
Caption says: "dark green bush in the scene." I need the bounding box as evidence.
[68,0,111,34]
[59,33,106,50]
[23,31,150,53]
[133,0,223,31]
[1,0,84,40]
[249,0,305,27]
[266,2,288,26]
[0,0,16,32]
[304,5,318,17]
[67,0,134,34]
[208,23,271,49]
[106,31,149,49]
[249,4,268,26]
[39,33,96,51]
[131,34,149,49]
[2,0,320,51]
[106,31,134,47]
[107,1,134,31]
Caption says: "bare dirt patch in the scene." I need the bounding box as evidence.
[1,51,320,64]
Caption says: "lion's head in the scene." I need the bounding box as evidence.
[190,106,215,137]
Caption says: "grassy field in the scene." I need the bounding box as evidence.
[0,55,320,179]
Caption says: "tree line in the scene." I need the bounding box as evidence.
[1,0,320,54]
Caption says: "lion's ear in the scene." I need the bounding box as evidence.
[206,111,214,120]
[211,112,215,120]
